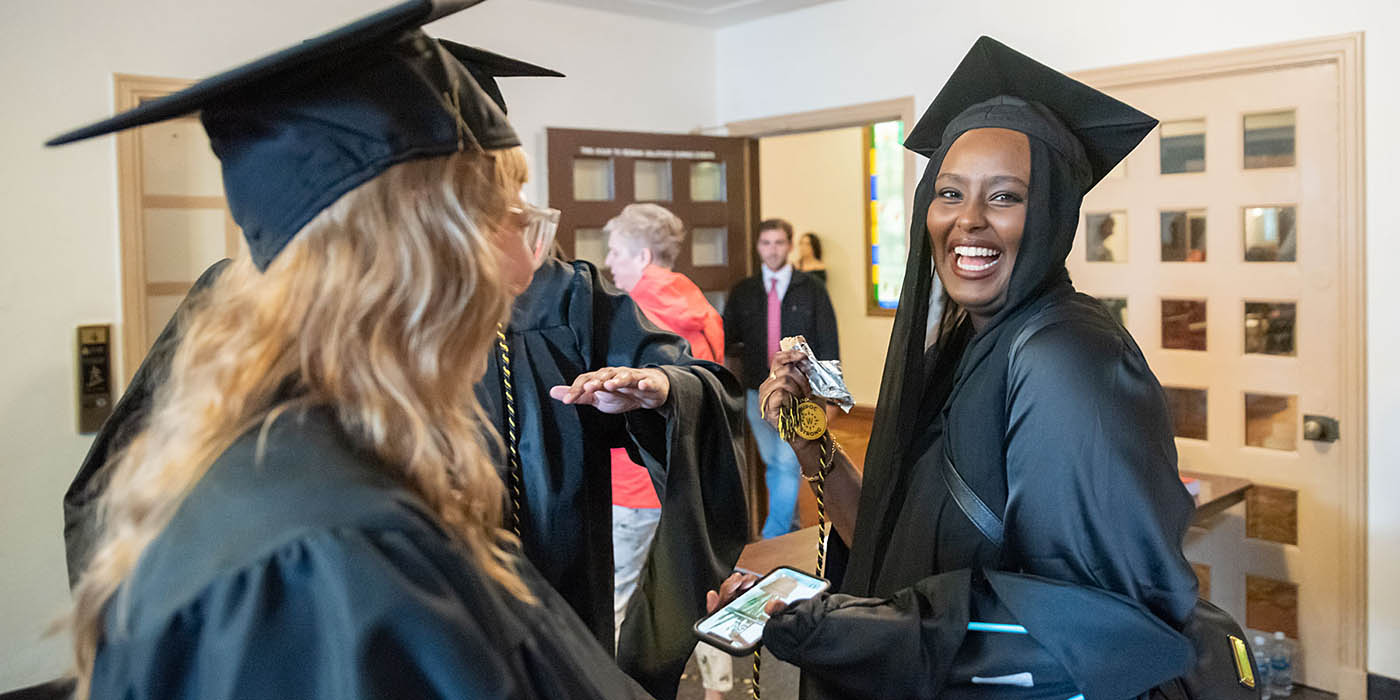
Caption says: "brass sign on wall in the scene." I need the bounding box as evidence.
[77,324,114,434]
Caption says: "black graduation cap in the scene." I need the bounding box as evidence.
[45,0,524,270]
[439,40,564,115]
[905,36,1156,188]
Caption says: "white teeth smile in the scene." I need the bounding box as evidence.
[954,245,1001,257]
[953,245,1002,272]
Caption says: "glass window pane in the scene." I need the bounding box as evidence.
[1245,393,1297,450]
[1161,299,1207,350]
[690,162,726,202]
[1160,209,1207,262]
[1163,386,1208,440]
[1244,111,1296,169]
[1244,206,1297,262]
[1160,119,1206,174]
[573,227,606,266]
[1246,575,1299,639]
[703,290,727,314]
[1191,563,1212,600]
[692,226,728,267]
[1085,211,1128,262]
[1097,296,1127,326]
[1245,302,1297,356]
[573,158,613,201]
[1246,484,1298,545]
[634,160,672,201]
[870,120,907,310]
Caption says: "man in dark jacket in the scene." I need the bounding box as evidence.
[723,218,839,538]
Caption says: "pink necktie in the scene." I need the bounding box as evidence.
[767,277,781,361]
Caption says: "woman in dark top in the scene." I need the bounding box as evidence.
[50,3,650,698]
[751,37,1200,699]
[795,232,828,285]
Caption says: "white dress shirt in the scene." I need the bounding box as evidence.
[761,263,794,301]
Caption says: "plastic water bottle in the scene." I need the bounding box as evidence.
[1252,634,1272,699]
[1269,631,1294,697]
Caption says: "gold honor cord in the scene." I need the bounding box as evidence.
[754,399,838,699]
[752,650,761,699]
[496,325,523,538]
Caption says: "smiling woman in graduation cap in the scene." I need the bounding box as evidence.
[753,38,1202,699]
[51,2,651,698]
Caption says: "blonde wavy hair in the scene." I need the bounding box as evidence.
[69,146,531,698]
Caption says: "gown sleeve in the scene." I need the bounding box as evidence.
[763,319,1198,700]
[572,266,750,698]
[91,527,649,700]
[1002,318,1200,626]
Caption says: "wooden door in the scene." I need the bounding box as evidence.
[1070,36,1365,695]
[115,75,243,383]
[546,128,759,312]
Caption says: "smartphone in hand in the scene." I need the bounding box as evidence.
[693,566,830,655]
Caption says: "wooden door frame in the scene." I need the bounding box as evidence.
[725,97,919,308]
[1072,33,1367,697]
[114,73,195,385]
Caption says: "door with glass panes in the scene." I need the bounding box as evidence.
[115,75,244,383]
[546,128,758,313]
[1069,36,1365,695]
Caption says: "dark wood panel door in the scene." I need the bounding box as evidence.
[546,128,759,308]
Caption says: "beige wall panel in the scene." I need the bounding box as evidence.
[139,119,224,197]
[758,127,891,405]
[144,294,183,351]
[143,208,229,283]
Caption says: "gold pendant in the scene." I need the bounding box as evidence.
[793,399,827,441]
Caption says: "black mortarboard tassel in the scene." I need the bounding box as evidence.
[46,0,521,270]
[439,40,564,115]
[905,36,1156,189]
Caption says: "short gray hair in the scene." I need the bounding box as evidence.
[603,204,686,268]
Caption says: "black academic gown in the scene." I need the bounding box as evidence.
[761,97,1199,700]
[90,407,651,700]
[66,258,748,700]
[477,258,749,699]
[64,260,230,587]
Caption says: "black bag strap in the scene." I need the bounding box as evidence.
[940,451,1005,548]
[939,303,1076,550]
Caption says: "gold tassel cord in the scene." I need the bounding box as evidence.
[814,435,830,579]
[752,649,761,700]
[496,325,523,538]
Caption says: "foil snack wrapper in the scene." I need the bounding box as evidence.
[780,335,854,412]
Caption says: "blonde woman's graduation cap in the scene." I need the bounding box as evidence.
[438,40,564,115]
[45,0,517,270]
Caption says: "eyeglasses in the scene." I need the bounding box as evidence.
[509,202,561,269]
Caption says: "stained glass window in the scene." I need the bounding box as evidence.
[868,120,906,313]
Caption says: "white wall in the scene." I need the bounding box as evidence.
[0,0,715,690]
[717,0,1400,681]
[758,127,892,405]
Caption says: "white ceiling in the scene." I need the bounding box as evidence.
[535,0,842,27]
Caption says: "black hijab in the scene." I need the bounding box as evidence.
[842,37,1158,597]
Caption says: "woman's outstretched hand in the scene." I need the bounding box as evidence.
[549,366,670,413]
